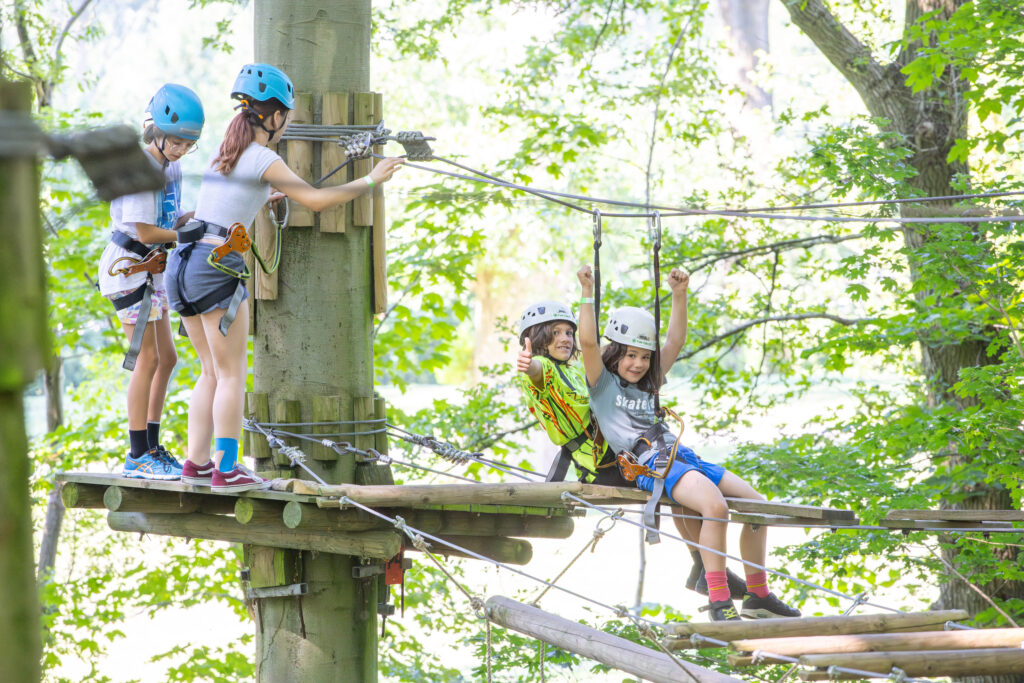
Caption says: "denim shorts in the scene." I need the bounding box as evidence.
[165,241,249,316]
[635,444,725,503]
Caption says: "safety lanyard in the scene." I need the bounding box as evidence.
[649,211,663,418]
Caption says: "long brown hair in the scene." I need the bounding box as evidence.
[601,341,660,393]
[213,98,288,175]
[522,321,580,363]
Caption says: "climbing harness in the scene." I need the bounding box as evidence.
[107,230,174,371]
[207,222,253,279]
[173,220,248,336]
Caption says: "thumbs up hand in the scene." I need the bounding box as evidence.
[517,337,534,373]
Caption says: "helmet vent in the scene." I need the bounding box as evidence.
[170,112,179,123]
[164,106,171,114]
[258,70,264,77]
[259,82,267,93]
[537,306,546,314]
[620,324,629,334]
[287,84,293,92]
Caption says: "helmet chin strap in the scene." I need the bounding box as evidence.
[236,99,283,138]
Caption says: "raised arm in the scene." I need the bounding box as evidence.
[577,265,604,387]
[261,157,403,213]
[659,268,689,378]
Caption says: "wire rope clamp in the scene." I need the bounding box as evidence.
[392,130,435,160]
[340,131,374,160]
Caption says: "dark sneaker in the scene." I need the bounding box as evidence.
[741,592,801,619]
[689,568,747,600]
[211,464,270,493]
[152,445,184,476]
[181,459,216,486]
[123,450,180,481]
[706,599,741,622]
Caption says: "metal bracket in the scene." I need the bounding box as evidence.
[353,558,412,579]
[378,602,396,617]
[245,582,308,600]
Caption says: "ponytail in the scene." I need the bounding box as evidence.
[213,98,289,175]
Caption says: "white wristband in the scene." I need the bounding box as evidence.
[364,176,375,188]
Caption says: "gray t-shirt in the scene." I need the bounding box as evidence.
[588,368,658,455]
[194,142,281,229]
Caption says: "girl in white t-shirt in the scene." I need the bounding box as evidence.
[167,64,402,492]
[98,84,204,480]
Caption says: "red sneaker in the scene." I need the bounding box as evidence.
[181,459,216,486]
[211,464,270,493]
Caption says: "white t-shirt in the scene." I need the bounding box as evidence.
[193,142,280,230]
[97,152,182,296]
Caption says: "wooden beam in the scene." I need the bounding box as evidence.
[663,609,969,639]
[410,535,534,565]
[282,501,385,531]
[729,512,859,528]
[284,93,314,227]
[235,498,286,525]
[61,481,106,509]
[107,511,401,560]
[884,509,1024,522]
[352,92,375,227]
[253,206,279,300]
[799,648,1024,678]
[485,596,744,683]
[296,481,591,506]
[878,519,1014,530]
[730,627,1024,656]
[58,470,315,504]
[320,92,349,233]
[722,497,855,520]
[371,92,386,314]
[401,509,574,538]
[103,486,236,515]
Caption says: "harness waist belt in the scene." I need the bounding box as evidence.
[110,230,172,259]
[632,421,672,459]
[177,220,231,244]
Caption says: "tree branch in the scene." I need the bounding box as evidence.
[688,231,868,273]
[678,312,872,361]
[53,0,95,69]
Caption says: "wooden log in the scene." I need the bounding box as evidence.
[104,486,200,513]
[282,501,385,531]
[799,648,1024,678]
[311,395,340,461]
[253,206,279,300]
[401,509,574,539]
[414,535,534,565]
[108,511,401,560]
[273,398,302,467]
[60,481,106,509]
[284,93,314,227]
[663,609,969,639]
[884,509,1024,522]
[299,481,588,506]
[371,92,386,314]
[235,498,286,525]
[730,627,1024,656]
[485,596,743,683]
[320,92,349,233]
[352,92,375,227]
[56,471,313,504]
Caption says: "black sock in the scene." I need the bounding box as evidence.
[147,422,161,450]
[690,549,704,568]
[129,430,150,457]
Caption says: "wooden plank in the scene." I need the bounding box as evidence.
[248,546,287,589]
[878,519,1015,530]
[663,609,969,639]
[352,92,375,227]
[723,497,855,520]
[284,93,314,227]
[485,596,743,683]
[55,472,314,504]
[729,512,859,528]
[253,206,279,300]
[884,508,1024,522]
[799,648,1024,678]
[297,481,587,507]
[730,628,1024,656]
[412,535,533,565]
[246,392,272,465]
[273,398,302,468]
[371,92,387,314]
[61,481,106,509]
[311,395,340,461]
[108,511,401,560]
[320,92,349,233]
[373,394,388,455]
[354,396,394,486]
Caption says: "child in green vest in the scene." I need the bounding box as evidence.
[515,300,745,599]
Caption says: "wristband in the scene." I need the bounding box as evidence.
[580,296,595,305]
[364,176,375,188]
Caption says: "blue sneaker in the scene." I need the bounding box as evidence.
[123,449,180,480]
[152,445,183,476]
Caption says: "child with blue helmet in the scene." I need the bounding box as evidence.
[98,83,204,480]
[576,264,801,622]
[166,63,403,492]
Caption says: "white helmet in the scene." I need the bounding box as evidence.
[604,306,657,351]
[519,300,576,343]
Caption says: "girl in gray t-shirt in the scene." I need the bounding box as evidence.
[576,264,799,622]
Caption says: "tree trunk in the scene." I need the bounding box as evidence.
[252,1,382,681]
[37,356,64,582]
[719,0,772,110]
[779,3,1022,681]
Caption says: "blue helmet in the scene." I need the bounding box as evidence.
[147,84,205,141]
[231,63,294,110]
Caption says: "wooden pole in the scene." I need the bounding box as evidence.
[663,609,969,640]
[107,512,401,560]
[798,649,1024,678]
[730,627,1024,656]
[416,535,534,565]
[0,78,46,683]
[252,4,385,677]
[485,596,744,683]
[60,481,107,509]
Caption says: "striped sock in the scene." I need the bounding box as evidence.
[215,437,239,473]
[745,571,770,598]
[706,570,731,603]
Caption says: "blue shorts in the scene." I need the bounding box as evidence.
[635,444,725,503]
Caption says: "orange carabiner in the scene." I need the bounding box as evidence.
[616,451,651,482]
[211,222,252,263]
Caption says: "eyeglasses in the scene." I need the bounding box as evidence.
[162,137,196,152]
